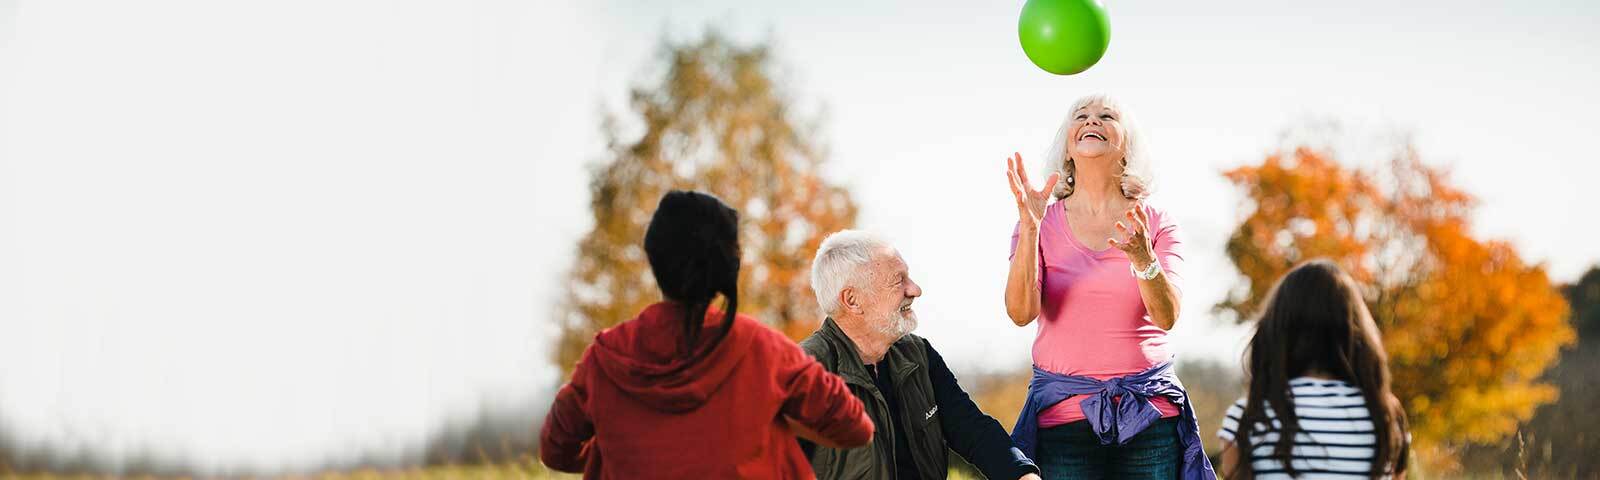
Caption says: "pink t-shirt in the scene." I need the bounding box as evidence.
[1009,200,1185,428]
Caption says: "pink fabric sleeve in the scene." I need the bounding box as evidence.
[1009,221,1022,260]
[1151,211,1185,300]
[1009,221,1044,292]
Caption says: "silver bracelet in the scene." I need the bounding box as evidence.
[1130,258,1162,280]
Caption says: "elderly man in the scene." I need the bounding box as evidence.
[798,230,1041,480]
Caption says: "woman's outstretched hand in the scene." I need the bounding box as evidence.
[1108,201,1157,268]
[1006,152,1059,232]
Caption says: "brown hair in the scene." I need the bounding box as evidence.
[1233,260,1409,479]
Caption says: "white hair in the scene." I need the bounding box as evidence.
[1042,93,1154,200]
[810,230,891,317]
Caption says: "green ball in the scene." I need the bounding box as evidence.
[1018,0,1111,75]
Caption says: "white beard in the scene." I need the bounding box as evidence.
[876,307,917,340]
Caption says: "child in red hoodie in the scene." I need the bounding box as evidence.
[540,190,874,479]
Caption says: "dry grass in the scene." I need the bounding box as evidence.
[0,458,582,480]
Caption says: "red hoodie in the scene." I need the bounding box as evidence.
[540,302,873,479]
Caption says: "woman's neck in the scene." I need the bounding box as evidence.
[1068,155,1125,214]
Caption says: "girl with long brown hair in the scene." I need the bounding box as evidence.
[1218,260,1410,479]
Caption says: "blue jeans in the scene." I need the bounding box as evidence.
[1034,417,1180,480]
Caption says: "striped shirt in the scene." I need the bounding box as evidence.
[1218,378,1391,479]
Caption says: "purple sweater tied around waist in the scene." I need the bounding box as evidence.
[1010,359,1216,480]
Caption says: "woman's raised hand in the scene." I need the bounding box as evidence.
[1006,152,1059,231]
[1108,201,1157,267]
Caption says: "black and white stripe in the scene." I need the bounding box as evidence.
[1218,378,1389,479]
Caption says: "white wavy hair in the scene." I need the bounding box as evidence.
[810,230,891,317]
[1043,94,1154,200]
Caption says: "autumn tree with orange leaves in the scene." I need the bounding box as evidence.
[1219,145,1573,471]
[553,32,858,375]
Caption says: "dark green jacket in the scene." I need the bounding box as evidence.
[799,318,1039,480]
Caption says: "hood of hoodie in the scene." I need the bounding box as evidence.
[587,301,755,413]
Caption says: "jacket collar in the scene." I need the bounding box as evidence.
[818,317,922,387]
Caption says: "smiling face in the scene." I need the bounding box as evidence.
[1066,101,1125,160]
[859,247,922,341]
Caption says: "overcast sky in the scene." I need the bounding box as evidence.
[2,0,1596,474]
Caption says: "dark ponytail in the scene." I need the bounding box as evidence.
[643,190,741,367]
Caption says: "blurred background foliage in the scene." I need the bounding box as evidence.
[3,29,1591,480]
[552,32,858,378]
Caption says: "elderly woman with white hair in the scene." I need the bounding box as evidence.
[1002,95,1214,479]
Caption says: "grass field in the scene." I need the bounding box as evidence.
[2,459,578,480]
[0,461,1541,479]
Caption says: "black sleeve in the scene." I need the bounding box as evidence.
[925,339,1040,479]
